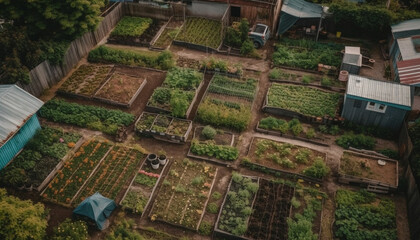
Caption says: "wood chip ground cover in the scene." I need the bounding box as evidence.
[72,145,145,205]
[149,158,216,230]
[175,17,222,49]
[59,64,112,96]
[248,138,326,176]
[42,139,113,205]
[267,84,341,117]
[94,72,146,104]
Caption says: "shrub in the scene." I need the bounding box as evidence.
[336,132,376,150]
[269,68,282,79]
[303,157,329,179]
[212,191,222,200]
[306,128,316,139]
[321,76,332,87]
[207,202,219,214]
[378,149,399,159]
[225,27,242,48]
[240,39,254,55]
[52,219,88,240]
[202,126,217,140]
[199,221,213,236]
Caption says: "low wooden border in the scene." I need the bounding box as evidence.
[255,121,329,147]
[199,69,241,79]
[149,16,172,48]
[337,150,398,192]
[35,137,85,192]
[148,166,219,232]
[213,175,259,240]
[269,78,345,93]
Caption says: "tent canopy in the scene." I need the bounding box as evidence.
[73,193,116,230]
[277,0,324,35]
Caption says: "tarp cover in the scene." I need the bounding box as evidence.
[277,0,323,35]
[73,193,116,230]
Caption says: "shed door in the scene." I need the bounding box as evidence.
[231,6,241,18]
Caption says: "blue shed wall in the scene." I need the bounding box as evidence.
[341,96,407,132]
[0,115,41,170]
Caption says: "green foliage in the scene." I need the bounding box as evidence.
[302,75,313,84]
[306,128,316,139]
[197,98,251,132]
[208,75,257,101]
[378,149,399,159]
[106,218,143,240]
[111,17,153,37]
[303,157,329,179]
[88,45,174,70]
[335,189,397,240]
[164,67,203,90]
[198,221,212,236]
[207,202,219,214]
[291,197,301,208]
[259,116,289,133]
[336,132,376,150]
[39,99,134,135]
[268,84,341,117]
[135,174,157,187]
[176,17,222,49]
[52,219,88,240]
[201,125,217,140]
[191,140,239,161]
[240,39,255,55]
[321,76,332,87]
[289,119,303,136]
[288,196,321,240]
[225,27,242,48]
[0,189,47,240]
[212,191,222,200]
[239,19,250,42]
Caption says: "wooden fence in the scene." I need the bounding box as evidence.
[17,3,124,97]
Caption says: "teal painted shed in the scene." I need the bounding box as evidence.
[0,85,43,170]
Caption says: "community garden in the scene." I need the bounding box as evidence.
[174,17,222,50]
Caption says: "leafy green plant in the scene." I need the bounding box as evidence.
[241,39,255,55]
[164,67,203,90]
[176,17,222,49]
[336,132,376,149]
[52,219,88,240]
[303,157,329,179]
[135,174,157,187]
[201,125,217,140]
[198,221,212,236]
[211,191,222,200]
[302,75,313,84]
[306,128,316,139]
[111,17,152,37]
[321,76,332,87]
[190,140,239,161]
[207,202,219,214]
[208,75,257,101]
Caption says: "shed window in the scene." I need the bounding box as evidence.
[353,100,362,108]
[366,102,387,113]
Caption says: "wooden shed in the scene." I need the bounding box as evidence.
[0,85,43,170]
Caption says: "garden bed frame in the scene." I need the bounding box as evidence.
[150,16,182,51]
[213,175,259,240]
[186,126,236,166]
[135,112,193,143]
[262,83,343,125]
[148,166,219,232]
[119,154,169,215]
[244,136,326,184]
[338,150,398,193]
[35,137,85,192]
[255,121,329,147]
[145,72,206,119]
[269,78,345,93]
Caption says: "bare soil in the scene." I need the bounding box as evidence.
[194,126,234,146]
[94,72,146,103]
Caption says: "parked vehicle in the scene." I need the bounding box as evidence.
[248,24,270,48]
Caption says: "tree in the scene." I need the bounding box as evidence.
[0,188,48,240]
[0,0,104,40]
[238,18,250,42]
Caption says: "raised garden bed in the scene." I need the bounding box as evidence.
[120,155,168,214]
[334,189,397,239]
[263,83,342,120]
[71,146,146,205]
[187,126,238,165]
[93,72,147,108]
[41,139,113,206]
[245,137,328,182]
[146,67,204,118]
[135,112,193,143]
[152,27,179,49]
[200,58,242,78]
[108,16,165,47]
[196,75,258,132]
[176,57,200,69]
[149,158,217,231]
[58,64,114,98]
[174,17,222,51]
[213,173,259,239]
[338,151,398,192]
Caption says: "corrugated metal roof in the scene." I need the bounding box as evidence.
[0,85,43,147]
[281,0,323,18]
[397,58,420,85]
[391,19,420,39]
[347,75,411,107]
[397,37,420,61]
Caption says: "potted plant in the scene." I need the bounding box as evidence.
[147,154,157,162]
[151,159,160,170]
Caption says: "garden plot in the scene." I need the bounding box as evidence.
[264,83,341,119]
[58,64,113,98]
[196,74,258,132]
[152,17,183,50]
[108,16,165,47]
[338,151,398,192]
[334,189,397,240]
[146,67,204,118]
[72,145,146,205]
[272,38,343,72]
[93,72,147,107]
[42,139,113,206]
[187,126,239,165]
[174,17,222,50]
[149,158,217,231]
[135,112,193,143]
[120,156,168,214]
[245,137,328,181]
[0,127,81,191]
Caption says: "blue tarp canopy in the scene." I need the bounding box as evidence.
[277,0,324,35]
[73,193,116,230]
